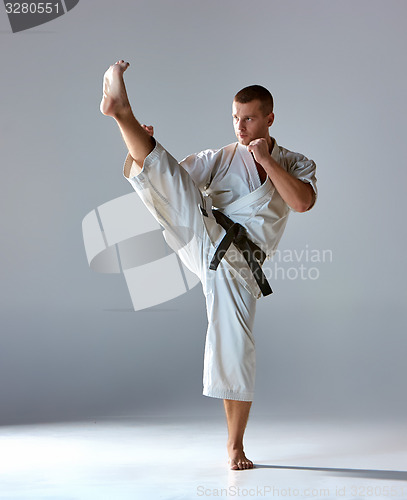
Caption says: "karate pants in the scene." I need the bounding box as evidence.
[125,143,257,401]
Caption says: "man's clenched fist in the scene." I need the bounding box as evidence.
[247,138,271,165]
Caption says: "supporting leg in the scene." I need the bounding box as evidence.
[224,399,254,470]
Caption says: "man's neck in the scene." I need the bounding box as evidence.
[267,136,274,154]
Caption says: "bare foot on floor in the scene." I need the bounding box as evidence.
[228,445,254,470]
[100,60,132,119]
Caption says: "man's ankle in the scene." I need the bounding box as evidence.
[114,106,134,123]
[227,439,244,451]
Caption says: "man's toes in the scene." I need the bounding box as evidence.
[229,459,239,470]
[228,455,253,470]
[111,61,129,74]
[237,459,253,470]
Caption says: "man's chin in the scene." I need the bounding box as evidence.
[237,136,251,146]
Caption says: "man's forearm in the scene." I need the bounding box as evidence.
[262,157,314,212]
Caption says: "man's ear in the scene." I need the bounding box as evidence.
[267,112,275,127]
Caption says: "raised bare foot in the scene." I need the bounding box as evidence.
[227,444,254,470]
[100,60,132,119]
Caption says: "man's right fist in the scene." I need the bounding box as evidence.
[142,125,154,137]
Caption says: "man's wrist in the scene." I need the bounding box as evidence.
[261,155,279,174]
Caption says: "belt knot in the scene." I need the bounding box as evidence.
[206,209,273,297]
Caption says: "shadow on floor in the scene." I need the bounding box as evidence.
[103,308,179,312]
[253,464,407,481]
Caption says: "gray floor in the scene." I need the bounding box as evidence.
[1,416,406,500]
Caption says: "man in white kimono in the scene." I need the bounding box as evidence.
[100,60,317,470]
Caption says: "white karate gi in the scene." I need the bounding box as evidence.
[124,138,317,401]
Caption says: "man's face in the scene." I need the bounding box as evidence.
[232,99,274,146]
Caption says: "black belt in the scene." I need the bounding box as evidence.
[201,206,273,296]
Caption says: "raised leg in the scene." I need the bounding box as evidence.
[100,60,154,170]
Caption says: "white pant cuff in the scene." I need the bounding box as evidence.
[203,387,254,402]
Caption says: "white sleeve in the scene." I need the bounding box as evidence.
[180,148,223,190]
[284,150,318,209]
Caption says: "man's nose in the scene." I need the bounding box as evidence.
[237,119,245,130]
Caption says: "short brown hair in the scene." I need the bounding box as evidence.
[234,85,274,115]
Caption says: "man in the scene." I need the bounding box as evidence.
[100,60,317,470]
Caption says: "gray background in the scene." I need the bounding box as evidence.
[0,0,405,425]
